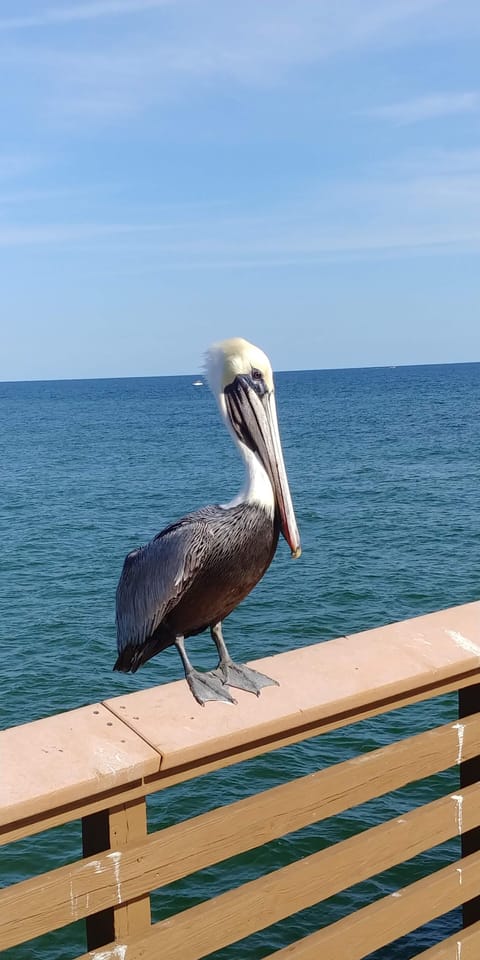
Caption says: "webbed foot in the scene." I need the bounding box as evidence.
[211,661,279,696]
[186,668,237,706]
[175,635,237,706]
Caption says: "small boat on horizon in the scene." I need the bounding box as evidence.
[192,379,204,386]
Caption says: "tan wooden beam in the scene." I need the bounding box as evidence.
[264,853,480,960]
[72,788,480,960]
[2,715,478,951]
[81,798,150,951]
[3,601,480,848]
[412,918,480,958]
[109,798,151,940]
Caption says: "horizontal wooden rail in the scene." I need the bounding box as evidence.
[1,601,480,959]
[2,712,480,950]
[71,783,480,960]
[3,601,480,846]
[264,852,480,960]
[2,714,479,949]
[413,919,480,958]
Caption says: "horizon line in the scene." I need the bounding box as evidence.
[1,358,479,386]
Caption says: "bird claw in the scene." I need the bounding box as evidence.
[186,669,237,706]
[210,661,279,696]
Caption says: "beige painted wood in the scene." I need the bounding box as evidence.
[0,703,160,830]
[109,798,151,939]
[1,779,149,846]
[103,600,480,770]
[7,665,480,850]
[2,602,480,847]
[4,663,480,851]
[412,920,480,958]
[264,853,480,960]
[72,786,480,960]
[131,669,480,791]
[2,715,479,950]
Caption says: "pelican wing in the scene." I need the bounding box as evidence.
[115,511,212,659]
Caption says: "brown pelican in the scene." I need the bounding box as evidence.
[114,337,301,705]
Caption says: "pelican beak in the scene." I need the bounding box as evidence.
[224,375,301,558]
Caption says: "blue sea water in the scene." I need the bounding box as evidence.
[1,362,479,959]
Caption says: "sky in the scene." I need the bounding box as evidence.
[0,0,479,380]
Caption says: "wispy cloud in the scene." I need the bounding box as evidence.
[2,147,480,262]
[0,182,119,206]
[366,91,480,124]
[0,0,457,123]
[0,0,171,31]
[0,152,47,182]
[381,147,480,177]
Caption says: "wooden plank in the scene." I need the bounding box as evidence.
[73,787,480,960]
[2,715,479,951]
[82,810,115,950]
[82,798,151,952]
[133,669,480,792]
[459,685,480,929]
[411,919,480,958]
[0,703,161,830]
[4,667,480,848]
[104,601,480,771]
[109,798,151,939]
[0,779,148,847]
[3,602,480,847]
[263,853,480,960]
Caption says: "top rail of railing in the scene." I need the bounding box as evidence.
[2,600,480,846]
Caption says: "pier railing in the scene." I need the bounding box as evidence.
[1,601,480,959]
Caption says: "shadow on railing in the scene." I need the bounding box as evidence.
[2,602,480,959]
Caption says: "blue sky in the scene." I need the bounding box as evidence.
[1,0,479,380]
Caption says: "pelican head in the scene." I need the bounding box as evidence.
[206,337,301,559]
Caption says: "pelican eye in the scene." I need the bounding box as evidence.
[249,367,267,397]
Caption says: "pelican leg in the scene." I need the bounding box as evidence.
[209,622,279,696]
[174,636,237,706]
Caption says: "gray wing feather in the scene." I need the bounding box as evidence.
[116,517,210,653]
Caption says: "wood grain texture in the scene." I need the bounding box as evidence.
[263,853,480,960]
[0,779,147,847]
[4,669,480,849]
[412,918,480,958]
[110,799,151,940]
[2,715,479,951]
[71,788,480,960]
[2,603,480,959]
[82,798,151,951]
[3,600,480,847]
[104,600,480,770]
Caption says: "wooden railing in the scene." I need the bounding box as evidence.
[1,601,480,959]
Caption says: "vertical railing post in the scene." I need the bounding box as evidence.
[459,684,480,928]
[82,796,150,951]
[82,810,114,950]
[109,797,151,939]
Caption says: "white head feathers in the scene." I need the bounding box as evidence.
[205,337,274,397]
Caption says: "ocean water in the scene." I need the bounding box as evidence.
[1,362,479,959]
